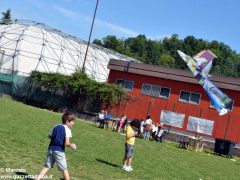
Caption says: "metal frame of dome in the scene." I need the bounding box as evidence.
[0,19,139,82]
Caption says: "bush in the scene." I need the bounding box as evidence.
[29,71,126,110]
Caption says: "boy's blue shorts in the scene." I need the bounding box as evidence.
[124,143,134,158]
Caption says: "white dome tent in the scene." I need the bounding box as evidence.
[0,19,139,82]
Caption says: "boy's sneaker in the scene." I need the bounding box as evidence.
[122,165,133,172]
[124,166,131,172]
[122,165,127,170]
[127,166,133,171]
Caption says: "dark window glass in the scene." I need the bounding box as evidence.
[125,81,134,91]
[180,91,190,102]
[160,87,170,98]
[190,93,200,104]
[116,80,124,88]
[116,80,133,92]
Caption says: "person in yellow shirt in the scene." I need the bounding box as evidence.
[122,119,140,172]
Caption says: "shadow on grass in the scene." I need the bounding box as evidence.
[15,172,34,180]
[96,159,121,168]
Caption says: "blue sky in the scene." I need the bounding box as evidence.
[1,0,240,52]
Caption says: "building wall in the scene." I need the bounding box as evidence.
[107,69,240,143]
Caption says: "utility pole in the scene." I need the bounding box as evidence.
[82,0,99,72]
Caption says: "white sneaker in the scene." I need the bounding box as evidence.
[122,165,127,170]
[124,166,131,172]
[127,166,133,171]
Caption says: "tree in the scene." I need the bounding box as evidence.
[29,71,126,111]
[102,35,125,53]
[1,9,11,23]
[145,40,163,65]
[97,33,240,77]
[212,65,221,75]
[159,53,175,67]
[92,39,103,46]
[125,35,147,62]
[237,63,240,77]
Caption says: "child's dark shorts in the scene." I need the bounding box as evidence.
[124,143,134,158]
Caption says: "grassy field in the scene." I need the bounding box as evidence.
[1,97,240,180]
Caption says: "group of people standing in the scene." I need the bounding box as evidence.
[140,116,165,142]
[97,110,165,142]
[98,110,165,142]
[121,115,166,172]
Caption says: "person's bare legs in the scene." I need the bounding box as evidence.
[63,169,70,180]
[36,167,49,180]
[127,157,132,167]
[123,157,127,166]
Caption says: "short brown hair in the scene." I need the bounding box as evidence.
[62,111,76,124]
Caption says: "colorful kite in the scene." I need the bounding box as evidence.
[177,50,233,116]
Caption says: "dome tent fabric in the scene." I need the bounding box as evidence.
[0,19,139,82]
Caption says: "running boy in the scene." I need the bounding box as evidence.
[36,111,76,180]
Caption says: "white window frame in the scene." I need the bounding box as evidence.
[179,90,201,105]
[141,83,171,99]
[116,79,134,92]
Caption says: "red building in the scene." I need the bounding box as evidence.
[107,59,240,144]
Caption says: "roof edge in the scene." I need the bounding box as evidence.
[108,59,240,92]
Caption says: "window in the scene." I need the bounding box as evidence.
[179,91,190,102]
[142,84,151,96]
[116,79,134,92]
[179,91,201,105]
[160,88,171,98]
[124,81,134,91]
[141,83,170,99]
[151,85,161,97]
[210,99,234,111]
[190,93,201,104]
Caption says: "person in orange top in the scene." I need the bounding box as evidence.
[122,119,140,172]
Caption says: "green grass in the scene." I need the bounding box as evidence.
[1,97,240,180]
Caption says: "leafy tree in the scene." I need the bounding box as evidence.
[29,71,69,89]
[29,71,126,111]
[92,39,103,46]
[145,40,163,65]
[237,63,240,76]
[159,53,175,67]
[125,35,148,62]
[213,65,221,75]
[94,33,240,77]
[1,9,11,22]
[97,83,125,106]
[162,34,184,67]
[103,35,125,53]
